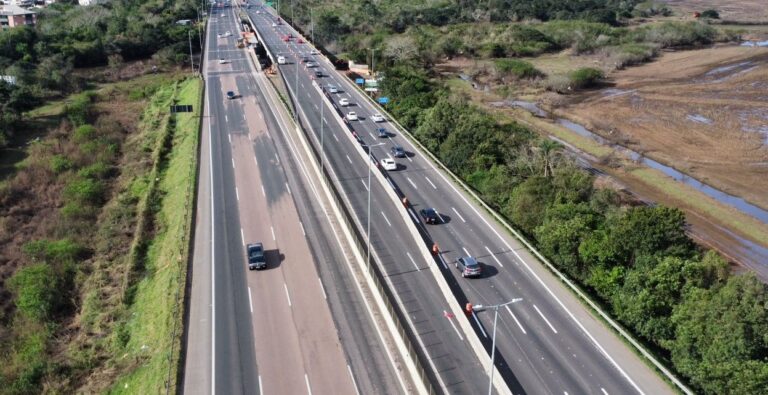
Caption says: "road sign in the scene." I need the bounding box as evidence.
[377,97,389,105]
[355,78,365,85]
[170,105,193,113]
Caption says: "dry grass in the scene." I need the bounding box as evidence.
[561,45,768,210]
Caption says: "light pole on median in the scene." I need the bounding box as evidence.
[472,298,524,395]
[366,142,386,271]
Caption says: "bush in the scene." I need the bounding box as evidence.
[49,154,73,174]
[22,239,85,264]
[701,9,719,19]
[64,92,95,126]
[603,43,659,69]
[569,67,604,89]
[73,124,97,143]
[8,264,59,322]
[633,21,716,47]
[63,177,105,205]
[494,59,544,79]
[77,162,112,180]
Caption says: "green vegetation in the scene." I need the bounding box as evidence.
[0,0,201,147]
[494,59,543,79]
[378,62,768,394]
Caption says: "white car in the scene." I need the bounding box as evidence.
[371,113,385,123]
[218,58,227,64]
[224,31,232,37]
[339,98,350,107]
[310,49,320,55]
[380,158,397,171]
[328,85,338,93]
[271,22,277,27]
[306,61,317,68]
[277,55,286,64]
[346,112,358,121]
[220,13,225,17]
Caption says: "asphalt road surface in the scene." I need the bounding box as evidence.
[246,2,676,395]
[183,5,402,394]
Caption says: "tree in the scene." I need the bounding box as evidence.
[671,274,768,394]
[701,9,720,19]
[536,139,562,177]
[384,35,419,64]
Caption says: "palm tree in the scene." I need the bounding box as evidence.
[537,139,562,177]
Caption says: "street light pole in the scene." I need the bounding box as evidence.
[320,95,324,175]
[188,30,195,73]
[472,298,523,395]
[366,142,385,271]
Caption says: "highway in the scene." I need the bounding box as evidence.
[247,2,676,395]
[183,4,402,394]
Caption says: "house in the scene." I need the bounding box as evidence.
[0,4,36,29]
[78,0,107,5]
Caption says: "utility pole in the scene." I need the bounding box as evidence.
[311,7,314,44]
[188,30,195,73]
[371,48,375,77]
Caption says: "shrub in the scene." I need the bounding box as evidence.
[701,9,719,19]
[64,177,105,205]
[73,124,97,143]
[49,155,73,174]
[77,162,111,180]
[22,239,85,264]
[633,21,716,47]
[8,264,59,322]
[543,74,572,93]
[569,67,604,89]
[603,43,659,68]
[64,92,95,126]
[494,59,544,79]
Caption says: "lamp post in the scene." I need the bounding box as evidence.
[188,30,195,73]
[320,93,325,175]
[472,298,524,395]
[366,142,385,271]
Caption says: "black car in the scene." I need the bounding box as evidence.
[247,243,266,270]
[456,256,482,278]
[377,128,388,138]
[226,91,236,100]
[314,70,323,78]
[419,208,441,224]
[391,145,406,158]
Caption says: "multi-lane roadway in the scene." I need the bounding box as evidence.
[246,2,676,395]
[183,5,403,394]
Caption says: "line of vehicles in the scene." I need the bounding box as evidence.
[240,4,486,284]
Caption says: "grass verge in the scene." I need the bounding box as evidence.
[106,77,201,393]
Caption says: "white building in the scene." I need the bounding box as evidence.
[78,0,108,6]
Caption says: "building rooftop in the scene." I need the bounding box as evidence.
[0,4,36,15]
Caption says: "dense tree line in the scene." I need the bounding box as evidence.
[0,0,201,146]
[379,65,768,394]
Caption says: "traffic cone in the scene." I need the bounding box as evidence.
[402,197,409,207]
[465,303,473,315]
[432,243,439,255]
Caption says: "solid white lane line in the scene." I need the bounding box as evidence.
[208,90,216,395]
[347,365,361,395]
[505,305,527,334]
[534,304,558,334]
[228,134,231,143]
[261,185,265,197]
[381,211,392,227]
[346,154,353,164]
[472,311,488,338]
[406,252,419,271]
[452,207,466,223]
[444,310,464,340]
[235,187,240,201]
[240,228,245,246]
[438,253,448,270]
[406,177,418,190]
[248,286,253,313]
[318,278,327,299]
[333,133,339,142]
[284,283,292,307]
[286,182,292,195]
[408,208,419,222]
[270,226,276,241]
[299,221,306,236]
[484,246,503,268]
[360,179,369,191]
[424,176,437,189]
[601,389,609,395]
[462,247,471,257]
[304,373,312,395]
